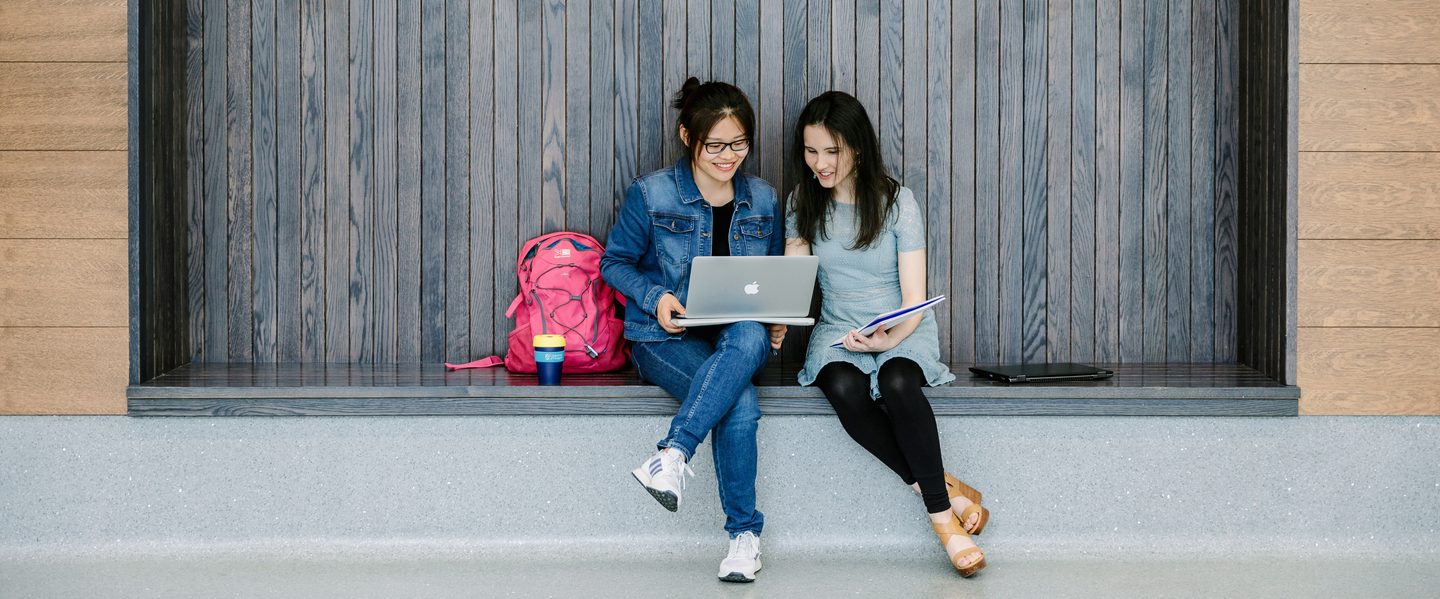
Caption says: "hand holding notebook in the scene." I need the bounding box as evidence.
[830,295,947,347]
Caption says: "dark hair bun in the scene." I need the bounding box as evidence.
[670,76,702,110]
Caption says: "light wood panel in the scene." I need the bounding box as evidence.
[1300,0,1440,64]
[0,0,130,415]
[1297,0,1440,415]
[0,240,127,326]
[1298,327,1440,415]
[1299,152,1440,240]
[1299,240,1440,327]
[0,63,126,150]
[0,151,127,238]
[0,0,127,62]
[1299,65,1440,151]
[0,327,128,414]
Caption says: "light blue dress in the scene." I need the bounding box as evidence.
[786,186,955,398]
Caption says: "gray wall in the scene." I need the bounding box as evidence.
[3,415,1435,557]
[176,0,1239,366]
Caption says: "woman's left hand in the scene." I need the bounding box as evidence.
[767,324,788,350]
[841,327,898,353]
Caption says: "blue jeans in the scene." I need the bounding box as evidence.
[630,320,770,538]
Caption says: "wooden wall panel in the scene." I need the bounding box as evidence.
[1299,65,1440,152]
[0,63,126,150]
[0,0,129,415]
[0,240,127,327]
[1234,0,1292,383]
[1298,328,1440,415]
[0,327,128,414]
[0,0,127,62]
[1092,0,1120,362]
[0,151,127,238]
[1298,0,1440,415]
[1299,152,1440,240]
[156,0,1241,366]
[1300,0,1440,64]
[1299,240,1440,327]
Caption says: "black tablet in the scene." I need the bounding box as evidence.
[968,362,1115,383]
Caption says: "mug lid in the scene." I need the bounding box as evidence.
[533,334,567,347]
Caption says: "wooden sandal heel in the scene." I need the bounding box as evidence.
[944,472,983,505]
[944,472,989,535]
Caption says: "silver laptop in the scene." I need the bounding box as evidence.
[671,256,818,327]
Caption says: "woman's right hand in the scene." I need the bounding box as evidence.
[656,293,686,333]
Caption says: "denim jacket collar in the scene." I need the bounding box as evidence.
[673,158,752,209]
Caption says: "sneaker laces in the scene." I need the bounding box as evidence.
[729,531,759,559]
[662,448,695,490]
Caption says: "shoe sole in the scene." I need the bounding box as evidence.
[719,563,761,583]
[631,469,679,512]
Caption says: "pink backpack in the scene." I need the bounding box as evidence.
[446,232,629,374]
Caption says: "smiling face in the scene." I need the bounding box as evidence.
[682,115,750,189]
[801,124,858,196]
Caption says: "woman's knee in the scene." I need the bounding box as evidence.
[718,321,771,369]
[876,360,925,404]
[817,366,872,417]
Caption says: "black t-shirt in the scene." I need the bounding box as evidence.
[711,200,736,257]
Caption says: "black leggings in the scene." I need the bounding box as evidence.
[815,358,950,514]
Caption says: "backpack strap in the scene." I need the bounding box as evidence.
[444,356,505,370]
[504,293,526,318]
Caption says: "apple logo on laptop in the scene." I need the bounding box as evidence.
[744,281,760,295]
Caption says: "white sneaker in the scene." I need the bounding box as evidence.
[718,531,762,582]
[630,448,693,512]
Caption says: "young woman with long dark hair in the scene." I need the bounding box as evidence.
[600,77,786,583]
[784,90,987,577]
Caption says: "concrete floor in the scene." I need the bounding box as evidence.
[4,553,1439,598]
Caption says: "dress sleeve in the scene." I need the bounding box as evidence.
[784,193,800,239]
[893,187,926,252]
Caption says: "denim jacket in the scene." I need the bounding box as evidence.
[600,159,782,342]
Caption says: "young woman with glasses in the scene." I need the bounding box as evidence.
[783,90,987,577]
[599,77,785,583]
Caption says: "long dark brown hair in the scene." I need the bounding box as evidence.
[789,91,899,250]
[671,77,755,162]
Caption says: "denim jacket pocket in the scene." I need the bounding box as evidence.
[734,215,773,256]
[651,212,698,265]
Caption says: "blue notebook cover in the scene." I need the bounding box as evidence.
[830,295,947,348]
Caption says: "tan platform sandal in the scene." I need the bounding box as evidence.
[945,472,990,535]
[931,512,986,577]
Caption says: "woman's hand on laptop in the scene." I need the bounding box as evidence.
[656,293,686,333]
[767,324,787,350]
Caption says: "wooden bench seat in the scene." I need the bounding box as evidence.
[127,363,1298,417]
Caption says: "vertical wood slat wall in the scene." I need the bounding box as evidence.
[159,0,1243,369]
[1236,0,1291,385]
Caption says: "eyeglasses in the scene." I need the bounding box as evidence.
[702,138,751,155]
